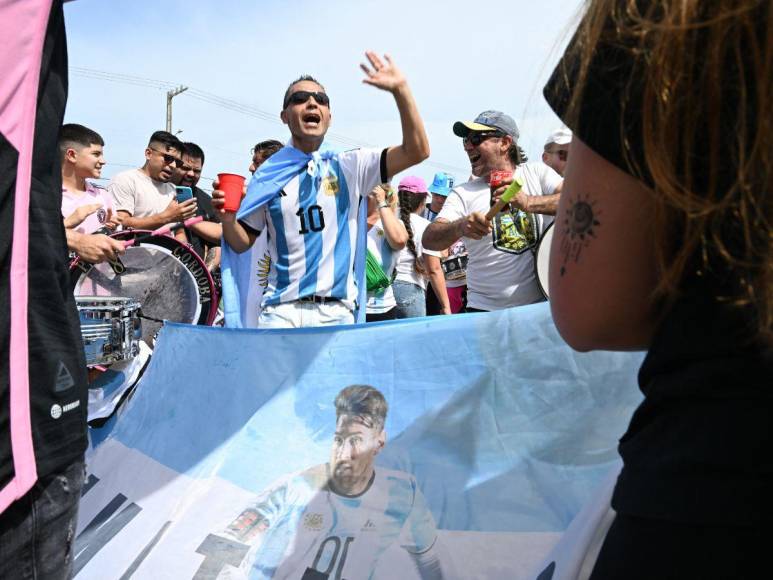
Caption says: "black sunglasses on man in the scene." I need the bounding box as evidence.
[148,146,183,168]
[463,131,505,147]
[283,90,330,109]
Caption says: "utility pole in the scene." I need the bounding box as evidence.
[165,85,188,132]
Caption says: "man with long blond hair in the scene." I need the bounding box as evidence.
[543,0,771,576]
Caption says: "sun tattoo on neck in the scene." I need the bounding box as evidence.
[559,194,600,276]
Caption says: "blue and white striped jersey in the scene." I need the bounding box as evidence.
[241,148,383,309]
[220,464,438,579]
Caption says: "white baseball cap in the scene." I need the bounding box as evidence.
[545,127,572,147]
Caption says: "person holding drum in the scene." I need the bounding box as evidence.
[60,123,121,235]
[542,0,771,576]
[422,111,563,312]
[59,122,126,264]
[215,52,430,328]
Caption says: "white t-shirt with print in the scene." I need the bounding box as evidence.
[436,162,561,311]
[240,148,382,309]
[109,168,175,218]
[394,213,441,291]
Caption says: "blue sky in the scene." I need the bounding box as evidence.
[63,0,582,189]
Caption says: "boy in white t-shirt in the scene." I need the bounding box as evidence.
[59,123,120,234]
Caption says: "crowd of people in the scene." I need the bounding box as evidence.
[2,0,771,578]
[60,74,570,329]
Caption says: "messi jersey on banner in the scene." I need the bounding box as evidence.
[216,465,438,579]
[240,149,382,310]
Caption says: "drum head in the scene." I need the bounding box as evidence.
[535,222,555,299]
[70,231,216,344]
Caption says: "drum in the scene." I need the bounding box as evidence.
[70,230,217,345]
[535,221,554,299]
[76,296,142,366]
[441,253,468,281]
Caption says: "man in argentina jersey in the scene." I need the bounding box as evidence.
[240,148,383,315]
[210,386,447,580]
[219,52,430,328]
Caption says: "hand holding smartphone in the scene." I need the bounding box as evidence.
[175,186,193,203]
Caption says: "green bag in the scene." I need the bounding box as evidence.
[366,250,391,292]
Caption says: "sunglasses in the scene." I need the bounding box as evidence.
[463,131,504,147]
[149,147,183,168]
[283,90,330,109]
[553,149,569,161]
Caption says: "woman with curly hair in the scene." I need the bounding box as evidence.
[544,0,771,576]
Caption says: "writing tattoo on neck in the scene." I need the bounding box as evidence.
[559,194,600,276]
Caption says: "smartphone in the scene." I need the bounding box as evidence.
[175,186,193,203]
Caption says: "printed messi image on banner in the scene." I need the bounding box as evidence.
[75,308,644,579]
[491,210,539,255]
[202,385,446,580]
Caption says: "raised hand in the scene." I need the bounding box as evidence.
[369,184,391,204]
[360,51,406,93]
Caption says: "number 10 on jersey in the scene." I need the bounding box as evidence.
[297,205,326,235]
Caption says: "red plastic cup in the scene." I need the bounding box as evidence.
[217,173,246,212]
[489,170,513,189]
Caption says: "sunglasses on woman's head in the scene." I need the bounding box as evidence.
[283,90,330,108]
[463,131,504,147]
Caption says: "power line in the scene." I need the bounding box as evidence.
[70,67,469,175]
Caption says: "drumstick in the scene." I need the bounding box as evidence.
[123,216,204,248]
[485,177,524,221]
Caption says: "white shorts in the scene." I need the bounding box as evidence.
[257,300,354,329]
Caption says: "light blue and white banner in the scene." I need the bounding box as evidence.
[77,303,643,579]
